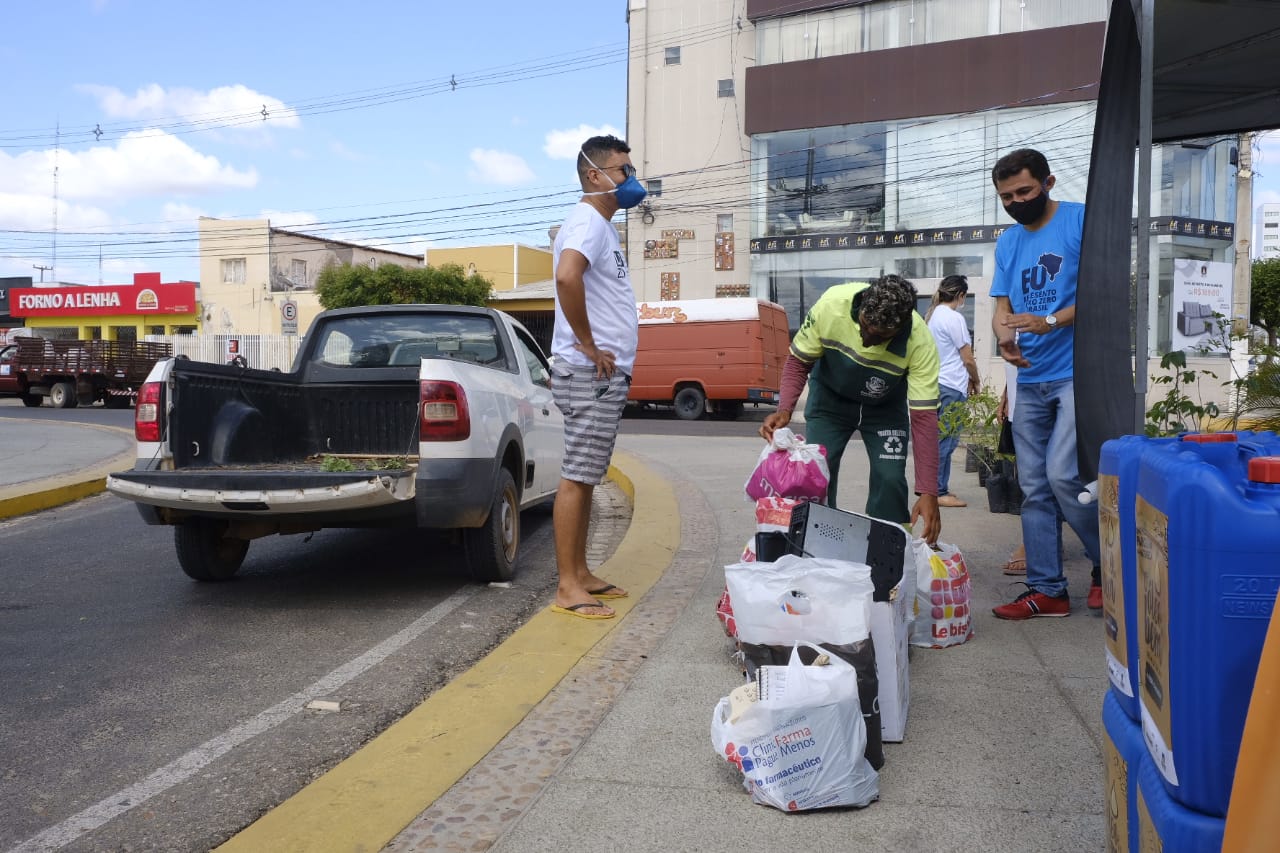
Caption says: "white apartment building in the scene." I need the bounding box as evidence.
[625,0,1239,364]
[1261,203,1280,259]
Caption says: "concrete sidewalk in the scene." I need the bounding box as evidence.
[0,414,1106,851]
[373,434,1106,853]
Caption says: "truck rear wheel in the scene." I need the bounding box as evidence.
[463,467,519,582]
[50,382,77,409]
[20,394,41,407]
[673,386,706,420]
[175,519,249,581]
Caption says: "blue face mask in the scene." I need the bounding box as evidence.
[581,150,648,209]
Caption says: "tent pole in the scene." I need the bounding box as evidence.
[1134,0,1155,435]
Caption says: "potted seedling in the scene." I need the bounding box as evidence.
[952,384,1002,487]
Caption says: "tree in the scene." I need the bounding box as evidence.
[1251,257,1280,357]
[315,262,493,309]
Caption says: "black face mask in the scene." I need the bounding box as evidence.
[1004,188,1049,226]
[860,328,889,348]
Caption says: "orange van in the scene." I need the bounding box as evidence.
[628,298,790,420]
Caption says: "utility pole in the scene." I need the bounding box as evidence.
[51,122,60,281]
[33,264,52,282]
[1231,132,1254,390]
[1233,132,1254,337]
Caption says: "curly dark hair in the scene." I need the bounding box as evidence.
[861,274,918,332]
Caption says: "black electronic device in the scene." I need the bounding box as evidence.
[786,502,908,602]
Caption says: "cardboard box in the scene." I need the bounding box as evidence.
[871,580,912,742]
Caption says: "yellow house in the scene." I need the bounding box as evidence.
[487,279,555,353]
[198,217,424,336]
[426,244,552,293]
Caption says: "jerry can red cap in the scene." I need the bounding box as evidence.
[1182,432,1237,443]
[1248,456,1280,484]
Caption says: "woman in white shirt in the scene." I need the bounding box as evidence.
[926,275,981,507]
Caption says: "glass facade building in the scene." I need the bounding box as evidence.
[746,103,1237,361]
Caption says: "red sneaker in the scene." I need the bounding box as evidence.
[1087,583,1103,611]
[993,588,1071,620]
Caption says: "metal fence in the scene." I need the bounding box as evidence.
[144,335,302,372]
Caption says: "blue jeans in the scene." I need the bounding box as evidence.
[937,385,966,496]
[1011,378,1101,597]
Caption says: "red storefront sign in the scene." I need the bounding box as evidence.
[11,283,197,317]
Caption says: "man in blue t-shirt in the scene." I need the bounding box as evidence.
[988,148,1101,620]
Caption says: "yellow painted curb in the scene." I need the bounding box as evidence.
[0,476,115,519]
[0,420,135,520]
[215,449,678,853]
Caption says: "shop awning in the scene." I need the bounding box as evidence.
[1075,0,1280,480]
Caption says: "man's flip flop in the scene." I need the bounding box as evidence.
[551,602,616,620]
[587,584,628,599]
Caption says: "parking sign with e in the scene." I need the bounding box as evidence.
[281,300,299,335]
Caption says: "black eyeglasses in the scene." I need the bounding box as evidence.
[601,163,637,179]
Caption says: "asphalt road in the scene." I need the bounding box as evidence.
[0,490,563,853]
[0,398,777,852]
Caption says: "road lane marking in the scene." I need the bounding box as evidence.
[7,586,480,853]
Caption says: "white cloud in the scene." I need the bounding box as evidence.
[468,149,536,185]
[0,191,113,232]
[161,202,207,225]
[0,131,257,202]
[78,83,300,129]
[261,209,320,230]
[543,124,624,160]
[329,141,364,162]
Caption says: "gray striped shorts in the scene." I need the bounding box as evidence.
[551,362,630,485]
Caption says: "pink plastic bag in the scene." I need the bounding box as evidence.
[744,428,830,501]
[754,496,806,531]
[716,586,737,639]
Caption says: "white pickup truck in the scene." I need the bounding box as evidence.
[107,304,564,582]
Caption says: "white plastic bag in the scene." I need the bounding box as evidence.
[711,642,879,811]
[744,427,830,501]
[724,555,874,647]
[908,539,974,648]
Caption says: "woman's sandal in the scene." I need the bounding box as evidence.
[1001,557,1027,576]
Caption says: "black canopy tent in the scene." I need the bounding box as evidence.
[1075,0,1280,482]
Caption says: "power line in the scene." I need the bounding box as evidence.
[0,13,754,150]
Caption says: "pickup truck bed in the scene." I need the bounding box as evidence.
[107,304,565,583]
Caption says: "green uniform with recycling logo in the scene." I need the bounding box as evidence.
[791,282,940,521]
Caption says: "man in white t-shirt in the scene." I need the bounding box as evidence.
[548,134,647,620]
[926,275,980,507]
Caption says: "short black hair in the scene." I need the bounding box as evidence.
[862,274,917,332]
[577,135,631,183]
[991,148,1050,186]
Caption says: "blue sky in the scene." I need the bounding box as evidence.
[2,2,1279,288]
[0,0,629,284]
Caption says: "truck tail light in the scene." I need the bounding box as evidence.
[420,380,470,441]
[135,381,162,442]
